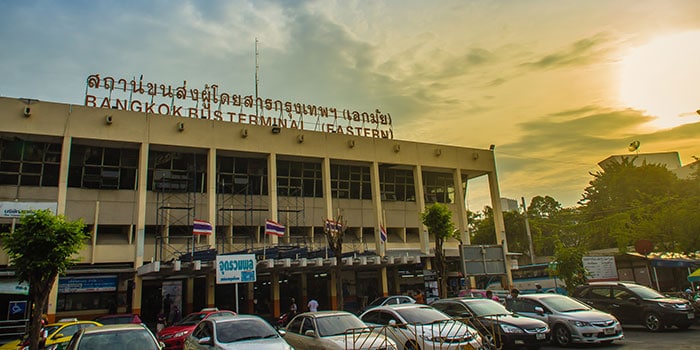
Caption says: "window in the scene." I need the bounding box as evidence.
[612,288,633,301]
[300,317,315,336]
[330,163,371,199]
[217,156,267,195]
[277,160,322,197]
[588,287,611,299]
[423,171,455,203]
[0,138,61,187]
[379,167,415,202]
[68,144,138,190]
[287,317,303,334]
[148,151,207,192]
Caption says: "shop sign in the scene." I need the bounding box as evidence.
[85,74,394,139]
[0,202,57,218]
[216,254,256,284]
[0,280,29,295]
[58,275,118,293]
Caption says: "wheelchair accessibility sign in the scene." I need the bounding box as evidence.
[8,300,27,319]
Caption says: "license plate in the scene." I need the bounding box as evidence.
[688,313,695,319]
[603,328,615,335]
[536,333,546,340]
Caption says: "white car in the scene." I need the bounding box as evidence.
[360,304,484,350]
[184,314,292,350]
[283,310,397,350]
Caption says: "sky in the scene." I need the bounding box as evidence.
[1,0,699,211]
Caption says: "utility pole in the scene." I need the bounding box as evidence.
[521,197,535,265]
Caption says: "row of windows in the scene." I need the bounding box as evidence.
[0,138,459,203]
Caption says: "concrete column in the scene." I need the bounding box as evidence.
[413,165,429,253]
[247,283,255,313]
[207,147,216,247]
[380,267,389,297]
[453,169,470,244]
[132,142,150,315]
[300,273,308,308]
[56,136,71,215]
[370,161,384,256]
[330,269,338,310]
[267,153,279,245]
[186,277,195,314]
[46,280,59,323]
[487,147,513,287]
[322,157,333,220]
[271,271,280,317]
[207,272,216,308]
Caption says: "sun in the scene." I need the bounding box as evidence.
[618,31,700,129]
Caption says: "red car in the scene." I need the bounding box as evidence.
[156,308,235,350]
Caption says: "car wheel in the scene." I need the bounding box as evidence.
[554,325,572,346]
[405,340,421,350]
[643,312,663,332]
[483,332,499,350]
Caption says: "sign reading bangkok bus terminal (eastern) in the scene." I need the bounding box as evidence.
[84,74,394,139]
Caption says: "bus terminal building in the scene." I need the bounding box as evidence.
[0,79,508,324]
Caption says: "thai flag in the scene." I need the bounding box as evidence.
[380,225,387,243]
[325,219,342,234]
[193,219,213,235]
[265,219,285,236]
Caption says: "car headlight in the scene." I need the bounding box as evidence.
[569,320,591,327]
[174,330,190,338]
[500,324,524,334]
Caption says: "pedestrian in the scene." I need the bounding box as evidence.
[535,283,544,293]
[505,288,520,311]
[169,305,181,325]
[156,310,167,332]
[485,290,500,302]
[307,298,319,312]
[414,290,425,304]
[162,294,172,323]
[290,297,298,316]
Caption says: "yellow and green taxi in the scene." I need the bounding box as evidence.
[0,319,102,350]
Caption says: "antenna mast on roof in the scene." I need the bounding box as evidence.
[255,38,259,117]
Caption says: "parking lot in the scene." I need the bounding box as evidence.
[541,323,700,349]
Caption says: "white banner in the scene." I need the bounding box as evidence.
[216,254,256,284]
[0,202,57,218]
[583,256,619,281]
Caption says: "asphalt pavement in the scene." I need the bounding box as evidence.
[540,323,700,349]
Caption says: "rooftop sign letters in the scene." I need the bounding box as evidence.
[84,74,394,139]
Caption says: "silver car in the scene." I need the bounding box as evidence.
[360,304,484,350]
[511,294,624,346]
[283,310,397,350]
[184,314,293,350]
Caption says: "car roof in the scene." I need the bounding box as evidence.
[82,324,148,334]
[518,293,568,300]
[372,303,433,311]
[209,314,268,324]
[47,320,100,327]
[299,310,356,318]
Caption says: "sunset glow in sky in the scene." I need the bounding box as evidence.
[1,0,699,210]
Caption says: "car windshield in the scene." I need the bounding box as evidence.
[316,314,368,337]
[628,285,665,299]
[396,307,450,324]
[96,316,132,325]
[539,296,591,312]
[178,313,208,326]
[368,297,389,307]
[217,319,278,343]
[79,329,156,349]
[462,299,510,316]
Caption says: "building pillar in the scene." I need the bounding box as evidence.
[56,136,71,215]
[46,280,59,323]
[132,142,150,316]
[380,267,389,297]
[487,146,513,288]
[300,273,308,309]
[186,277,194,314]
[330,269,338,310]
[413,165,429,253]
[267,153,279,245]
[392,267,400,294]
[247,282,255,313]
[453,169,470,244]
[322,157,333,220]
[271,271,280,317]
[207,147,216,247]
[207,272,216,308]
[370,161,384,256]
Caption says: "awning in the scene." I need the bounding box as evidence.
[688,268,700,283]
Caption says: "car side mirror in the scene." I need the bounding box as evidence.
[159,341,166,349]
[53,333,65,339]
[534,307,545,316]
[198,337,213,345]
[278,329,287,337]
[304,329,316,337]
[388,319,397,326]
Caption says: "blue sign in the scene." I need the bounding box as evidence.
[216,254,256,284]
[58,275,118,293]
[8,300,27,319]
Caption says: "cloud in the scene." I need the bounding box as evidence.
[520,33,613,70]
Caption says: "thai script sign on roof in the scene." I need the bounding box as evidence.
[84,74,394,139]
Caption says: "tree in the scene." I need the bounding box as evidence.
[1,210,88,350]
[421,203,457,298]
[552,236,589,294]
[322,215,347,310]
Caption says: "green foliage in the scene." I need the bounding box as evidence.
[1,210,88,350]
[552,237,589,294]
[421,203,455,298]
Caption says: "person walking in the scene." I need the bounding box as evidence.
[414,290,425,304]
[307,298,319,312]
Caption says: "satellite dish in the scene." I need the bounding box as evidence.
[628,140,640,152]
